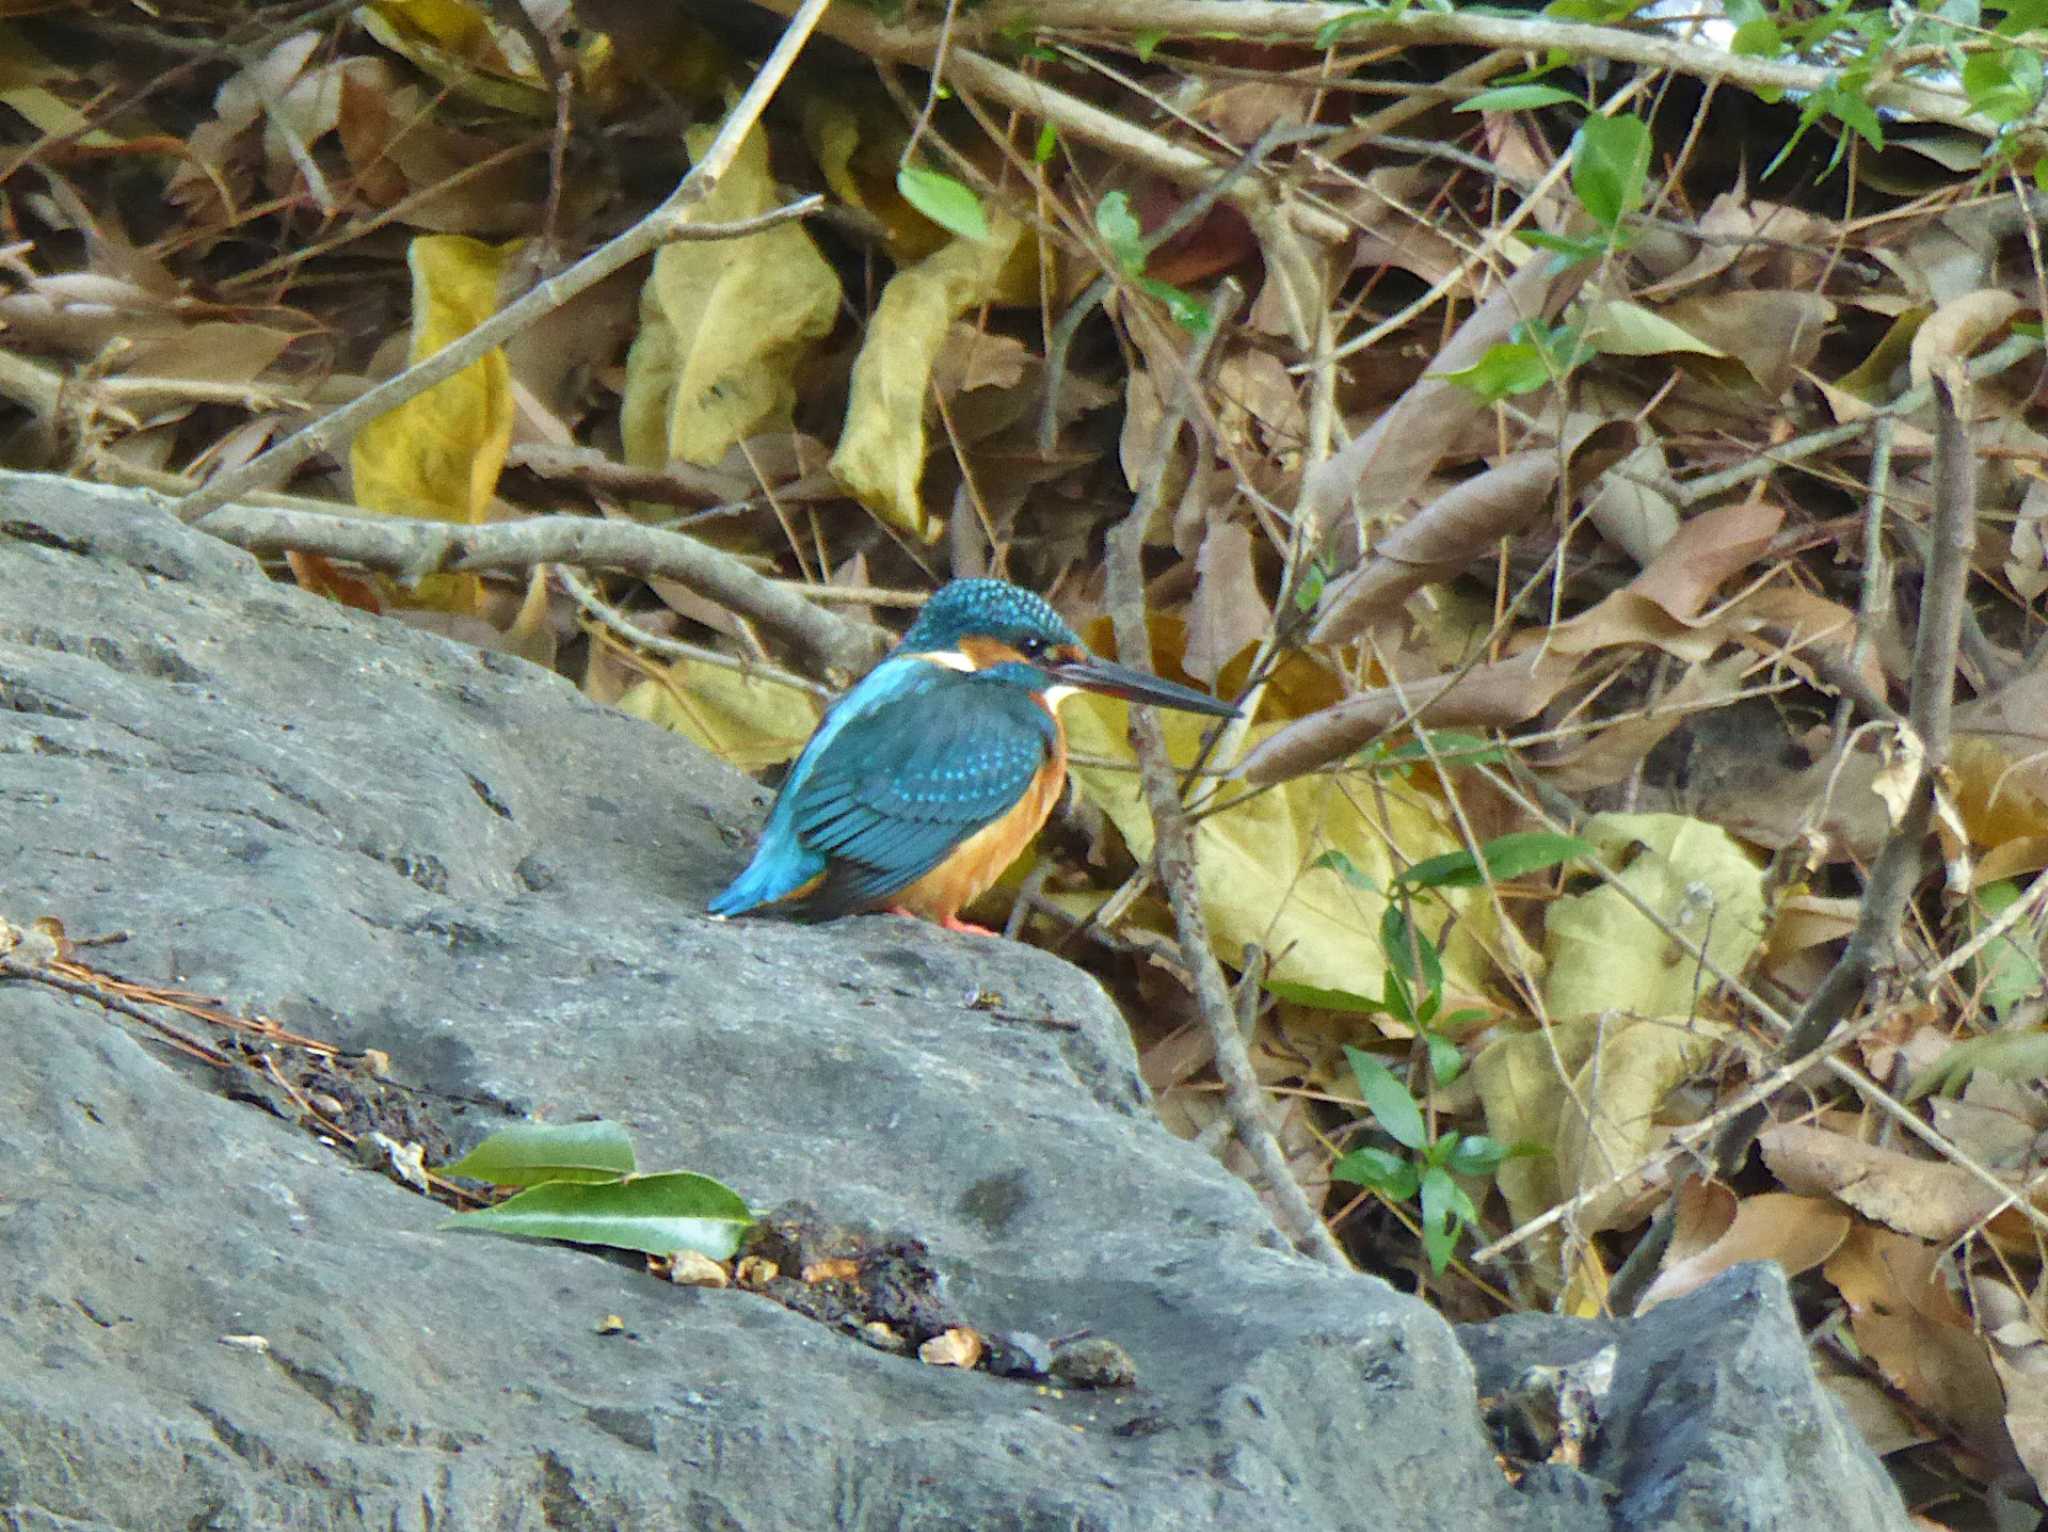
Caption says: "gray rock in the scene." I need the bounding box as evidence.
[1460,1262,1911,1530]
[0,472,1908,1530]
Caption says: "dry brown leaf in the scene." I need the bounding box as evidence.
[620,115,839,474]
[1237,650,1580,786]
[1910,289,2026,389]
[1584,438,1680,565]
[1950,669,2048,846]
[1657,290,1833,394]
[1621,499,1786,619]
[1637,1189,1850,1312]
[1298,258,1587,605]
[831,214,1024,538]
[1823,1225,2012,1467]
[1733,584,1879,696]
[1817,1363,1938,1456]
[1312,452,1560,643]
[1760,1122,2013,1245]
[1540,500,1782,661]
[1537,653,1748,794]
[1184,522,1268,684]
[1974,1277,2048,1503]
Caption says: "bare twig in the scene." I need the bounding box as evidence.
[1608,370,1981,1315]
[559,567,831,699]
[747,0,1347,246]
[1675,332,2041,506]
[1101,284,1350,1272]
[172,0,837,526]
[973,0,1991,136]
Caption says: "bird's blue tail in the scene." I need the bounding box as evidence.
[707,832,826,917]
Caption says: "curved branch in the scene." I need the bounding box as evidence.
[195,504,889,676]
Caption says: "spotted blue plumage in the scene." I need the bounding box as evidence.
[897,579,1079,654]
[706,583,1067,919]
[791,662,1055,913]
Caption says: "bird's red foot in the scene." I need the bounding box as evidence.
[888,907,999,936]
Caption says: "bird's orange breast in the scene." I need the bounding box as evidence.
[888,709,1068,926]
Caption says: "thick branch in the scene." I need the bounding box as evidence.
[195,504,888,676]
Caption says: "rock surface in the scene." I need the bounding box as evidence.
[0,471,1909,1531]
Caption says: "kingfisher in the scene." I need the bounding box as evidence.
[708,578,1238,933]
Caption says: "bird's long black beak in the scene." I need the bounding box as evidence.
[1050,655,1239,717]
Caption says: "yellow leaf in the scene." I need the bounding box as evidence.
[617,662,818,772]
[360,0,554,116]
[620,113,839,473]
[1063,696,1494,1000]
[350,232,519,613]
[1475,1012,1726,1238]
[830,213,1024,539]
[1473,813,1762,1247]
[1542,813,1766,1020]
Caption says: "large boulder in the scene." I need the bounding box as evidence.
[0,472,1907,1530]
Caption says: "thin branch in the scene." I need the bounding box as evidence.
[1675,331,2041,505]
[1101,283,1351,1272]
[747,0,1347,246]
[975,0,1992,136]
[1608,370,1982,1315]
[559,567,832,699]
[172,0,837,526]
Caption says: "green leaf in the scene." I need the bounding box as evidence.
[440,1171,753,1259]
[1996,0,2048,35]
[1141,276,1214,334]
[1293,559,1328,614]
[1315,6,1386,46]
[1377,731,1505,769]
[1310,848,1378,890]
[1095,190,1148,276]
[1544,0,1645,18]
[1435,339,1554,401]
[1582,300,1726,358]
[1331,1145,1418,1198]
[1263,979,1388,1014]
[1572,112,1652,231]
[1730,16,1785,55]
[1419,1165,1463,1271]
[1965,46,2046,124]
[1380,902,1443,1001]
[1975,880,2048,1026]
[1906,1030,2048,1101]
[1134,27,1166,61]
[1445,1133,1512,1176]
[896,167,989,241]
[1399,831,1593,890]
[1457,83,1579,112]
[1346,1047,1428,1150]
[1522,229,1610,269]
[441,1120,637,1187]
[1033,122,1058,163]
[1423,1030,1464,1087]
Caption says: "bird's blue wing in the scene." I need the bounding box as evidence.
[789,671,1054,914]
[708,655,946,916]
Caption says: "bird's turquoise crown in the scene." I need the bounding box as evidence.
[897,579,1080,655]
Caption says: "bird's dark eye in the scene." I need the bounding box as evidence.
[1018,635,1047,659]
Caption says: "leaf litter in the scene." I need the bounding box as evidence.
[10,1,2048,1517]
